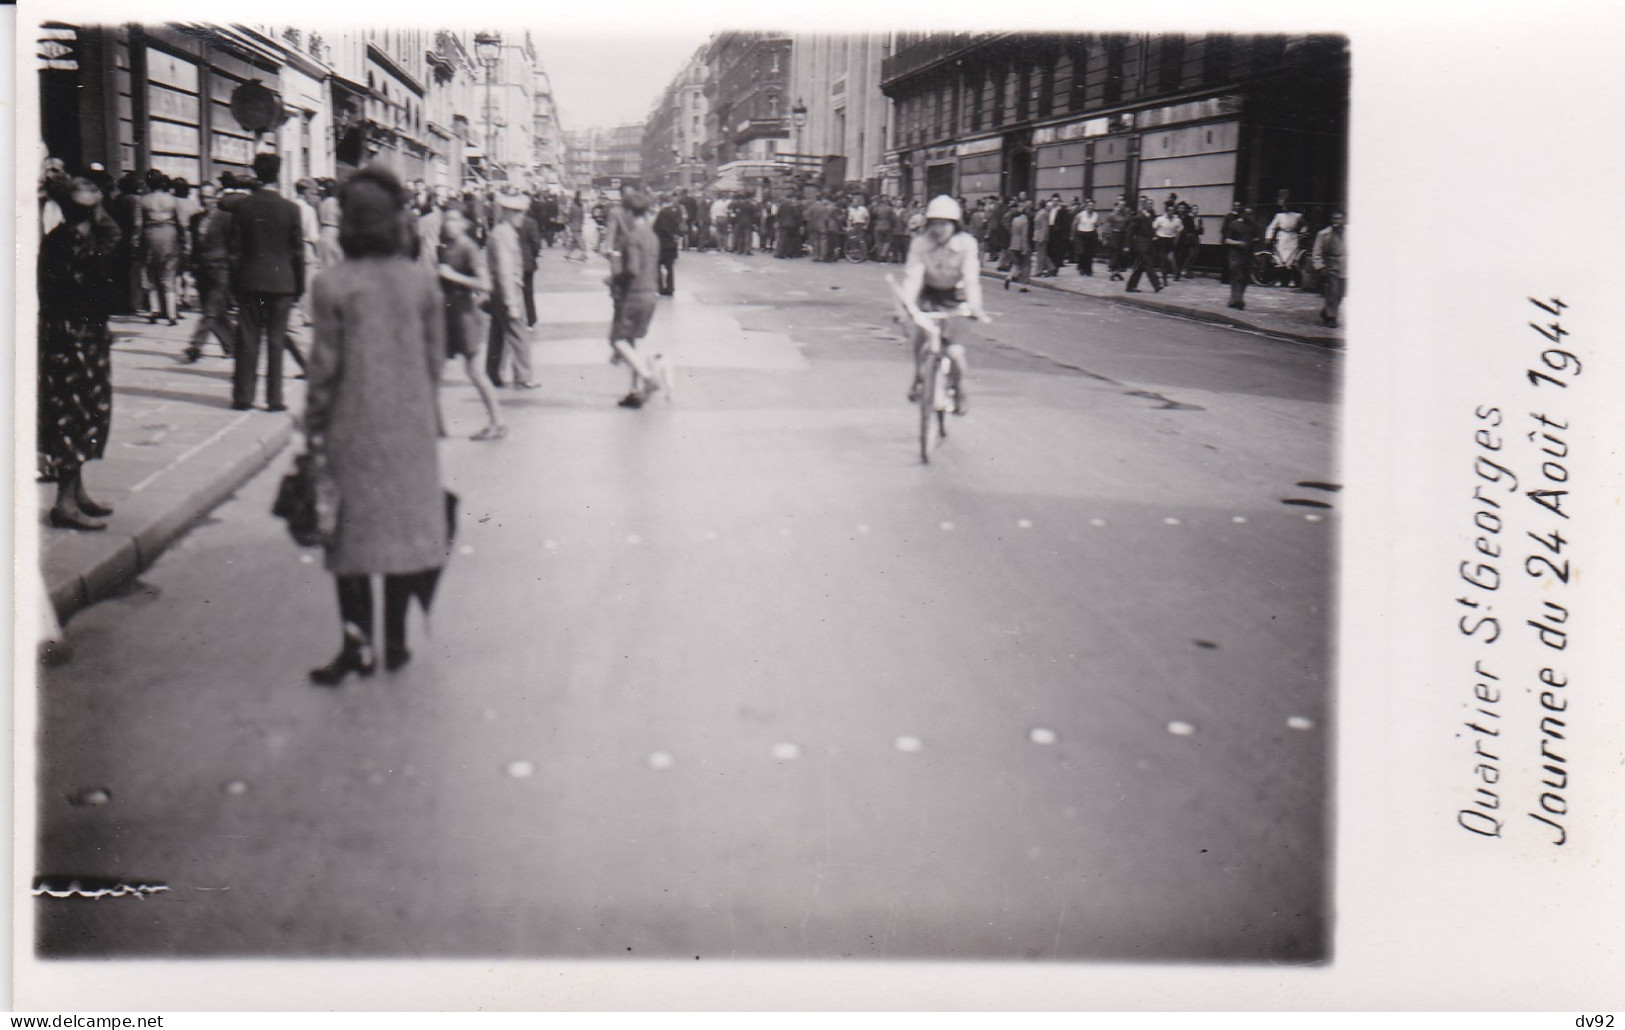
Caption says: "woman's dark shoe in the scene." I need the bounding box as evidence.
[49,507,106,531]
[384,646,412,672]
[75,495,114,517]
[310,638,377,686]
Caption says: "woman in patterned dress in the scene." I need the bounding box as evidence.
[38,174,122,531]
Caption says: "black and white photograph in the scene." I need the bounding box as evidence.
[10,0,1624,1014]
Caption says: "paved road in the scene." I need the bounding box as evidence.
[34,247,1339,961]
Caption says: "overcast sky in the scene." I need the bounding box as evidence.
[527,31,713,134]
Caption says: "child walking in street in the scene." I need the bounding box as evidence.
[606,189,671,409]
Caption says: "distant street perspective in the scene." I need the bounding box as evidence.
[30,26,1346,962]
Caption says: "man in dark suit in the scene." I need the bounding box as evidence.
[1222,204,1261,310]
[228,153,304,411]
[1123,197,1165,294]
[519,206,542,326]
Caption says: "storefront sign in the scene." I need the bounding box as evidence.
[1033,117,1111,146]
[230,80,285,134]
[211,131,255,165]
[1137,94,1242,129]
[38,27,78,71]
[147,50,200,92]
[956,136,1002,157]
[150,121,201,155]
[924,146,955,165]
[148,84,200,125]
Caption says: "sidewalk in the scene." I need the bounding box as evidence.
[982,259,1342,347]
[36,314,304,622]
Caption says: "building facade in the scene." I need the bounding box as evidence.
[599,124,644,186]
[532,69,564,188]
[36,20,566,197]
[563,125,644,189]
[704,31,792,191]
[642,45,710,193]
[562,128,595,189]
[38,23,286,189]
[880,32,1348,241]
[787,32,891,194]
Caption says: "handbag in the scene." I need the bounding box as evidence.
[271,448,338,548]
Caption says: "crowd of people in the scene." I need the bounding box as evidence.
[37,150,1345,676]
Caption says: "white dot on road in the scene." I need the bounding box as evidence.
[894,735,923,753]
[1167,721,1196,736]
[626,534,642,545]
[647,752,675,770]
[1017,519,1033,529]
[505,760,535,779]
[1304,514,1324,522]
[1029,728,1058,745]
[298,553,314,564]
[1090,518,1107,527]
[544,540,558,550]
[1164,517,1182,526]
[857,524,870,534]
[939,521,955,531]
[458,544,475,556]
[1288,716,1315,731]
[771,742,801,761]
[224,780,248,796]
[1232,516,1248,524]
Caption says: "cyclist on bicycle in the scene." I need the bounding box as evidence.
[902,195,989,415]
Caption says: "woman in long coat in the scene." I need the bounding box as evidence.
[303,165,448,685]
[39,174,123,530]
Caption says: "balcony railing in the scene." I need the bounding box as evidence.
[879,32,986,86]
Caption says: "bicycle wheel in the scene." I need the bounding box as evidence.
[919,349,940,464]
[1251,252,1276,286]
[846,233,868,262]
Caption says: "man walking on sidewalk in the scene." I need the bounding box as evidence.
[1222,204,1261,310]
[185,180,237,362]
[654,192,683,295]
[228,154,304,412]
[1311,211,1346,327]
[1123,198,1165,294]
[1103,199,1131,280]
[486,193,541,390]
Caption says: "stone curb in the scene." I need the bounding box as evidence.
[979,268,1343,349]
[45,417,297,622]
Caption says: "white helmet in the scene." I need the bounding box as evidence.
[924,195,962,223]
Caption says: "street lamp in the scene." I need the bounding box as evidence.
[474,31,502,178]
[791,98,807,190]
